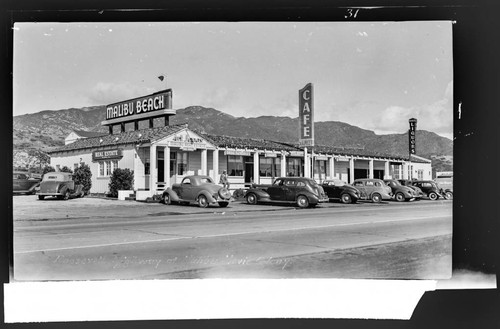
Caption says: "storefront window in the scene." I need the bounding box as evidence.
[99,162,105,177]
[259,157,281,177]
[177,152,189,175]
[286,158,303,177]
[227,155,244,177]
[97,160,119,177]
[314,160,327,180]
[144,149,150,175]
[105,160,112,176]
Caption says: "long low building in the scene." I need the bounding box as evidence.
[47,88,432,199]
[48,123,432,199]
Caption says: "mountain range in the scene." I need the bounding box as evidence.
[13,105,453,172]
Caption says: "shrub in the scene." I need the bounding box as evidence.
[73,164,92,195]
[108,168,134,197]
[60,166,73,173]
[41,165,55,176]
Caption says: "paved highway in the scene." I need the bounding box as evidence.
[13,197,452,280]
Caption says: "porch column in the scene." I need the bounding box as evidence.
[149,144,157,192]
[212,149,219,182]
[402,162,409,179]
[304,147,309,178]
[253,151,260,184]
[384,161,390,179]
[164,146,170,187]
[329,156,335,179]
[368,159,374,179]
[349,157,355,184]
[281,153,287,177]
[201,149,208,175]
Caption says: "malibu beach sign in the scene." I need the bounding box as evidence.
[106,90,172,120]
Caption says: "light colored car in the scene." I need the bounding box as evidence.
[352,178,393,203]
[37,172,84,200]
[384,179,419,202]
[162,175,232,208]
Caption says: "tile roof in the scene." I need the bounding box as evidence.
[50,125,431,163]
[199,133,299,152]
[72,130,108,138]
[49,124,187,154]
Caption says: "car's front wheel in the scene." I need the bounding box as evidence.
[198,195,209,208]
[444,191,453,200]
[341,193,352,204]
[163,193,171,205]
[428,192,439,201]
[297,195,309,208]
[246,193,257,205]
[395,192,406,202]
[371,193,382,203]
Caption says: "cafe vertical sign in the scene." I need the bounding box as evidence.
[299,83,314,147]
[409,118,417,155]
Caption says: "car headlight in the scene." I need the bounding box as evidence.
[219,188,231,199]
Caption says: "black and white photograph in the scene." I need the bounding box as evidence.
[12,20,453,282]
[5,2,499,324]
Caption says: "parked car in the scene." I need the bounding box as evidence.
[383,179,419,202]
[162,175,232,208]
[245,177,329,208]
[351,178,393,203]
[397,179,425,199]
[321,179,361,204]
[409,180,446,201]
[434,175,453,200]
[13,171,40,194]
[37,172,84,200]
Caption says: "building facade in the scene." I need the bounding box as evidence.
[48,89,432,199]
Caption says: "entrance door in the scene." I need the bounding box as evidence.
[170,151,177,184]
[245,163,254,184]
[158,160,164,182]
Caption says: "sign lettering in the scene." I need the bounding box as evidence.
[409,118,417,155]
[92,149,122,161]
[106,91,170,120]
[299,83,314,147]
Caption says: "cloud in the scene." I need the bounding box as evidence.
[371,81,453,138]
[86,82,155,105]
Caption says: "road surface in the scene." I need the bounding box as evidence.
[13,197,452,280]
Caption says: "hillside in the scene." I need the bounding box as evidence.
[13,105,453,172]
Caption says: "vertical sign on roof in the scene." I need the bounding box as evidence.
[409,118,417,155]
[299,83,314,147]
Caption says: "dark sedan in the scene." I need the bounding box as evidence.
[245,177,329,208]
[409,180,446,201]
[321,179,361,204]
[13,172,40,194]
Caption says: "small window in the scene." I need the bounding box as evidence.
[374,182,382,187]
[284,180,297,186]
[273,179,284,186]
[181,177,191,185]
[366,181,374,186]
[297,181,306,187]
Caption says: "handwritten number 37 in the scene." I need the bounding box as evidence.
[345,9,360,19]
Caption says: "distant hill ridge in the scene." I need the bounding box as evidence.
[13,105,453,172]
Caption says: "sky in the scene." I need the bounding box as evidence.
[13,21,453,139]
